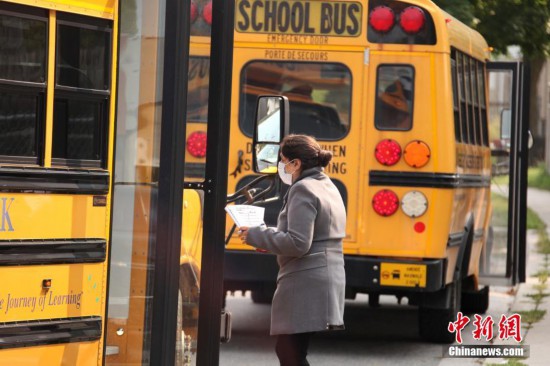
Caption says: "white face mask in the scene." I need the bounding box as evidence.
[278,160,295,185]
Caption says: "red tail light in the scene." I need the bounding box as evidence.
[203,1,213,25]
[399,6,425,34]
[187,131,207,158]
[372,190,399,216]
[375,139,402,166]
[369,6,395,33]
[191,2,198,23]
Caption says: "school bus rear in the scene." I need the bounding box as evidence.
[184,0,493,342]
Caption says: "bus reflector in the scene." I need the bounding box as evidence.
[187,131,207,158]
[399,6,426,34]
[191,2,198,23]
[372,190,399,216]
[375,139,402,166]
[203,1,213,25]
[401,191,428,218]
[414,222,426,233]
[369,6,395,33]
[403,140,430,168]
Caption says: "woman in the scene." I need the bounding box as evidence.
[238,134,347,366]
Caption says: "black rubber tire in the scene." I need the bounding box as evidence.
[461,285,490,314]
[418,279,461,344]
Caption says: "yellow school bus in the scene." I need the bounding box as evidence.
[0,0,239,364]
[187,0,529,343]
[0,0,117,363]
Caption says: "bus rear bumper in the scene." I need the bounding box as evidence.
[224,250,445,294]
[346,255,446,293]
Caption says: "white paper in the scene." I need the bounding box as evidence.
[225,205,265,227]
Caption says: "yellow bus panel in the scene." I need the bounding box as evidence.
[0,263,104,322]
[0,194,107,240]
[5,0,115,19]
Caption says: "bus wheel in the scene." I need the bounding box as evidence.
[418,279,461,343]
[461,276,490,314]
[251,286,275,304]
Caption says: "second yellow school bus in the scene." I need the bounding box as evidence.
[186,0,527,343]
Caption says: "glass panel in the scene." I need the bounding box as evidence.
[105,0,166,363]
[240,61,351,140]
[482,70,513,277]
[187,57,209,122]
[0,91,40,158]
[0,14,47,83]
[374,65,414,131]
[52,97,103,161]
[56,24,110,90]
[184,56,210,181]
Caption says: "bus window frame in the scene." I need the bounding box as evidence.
[450,50,462,142]
[238,59,353,142]
[478,61,489,146]
[374,63,415,132]
[470,57,481,145]
[51,12,113,169]
[0,3,48,165]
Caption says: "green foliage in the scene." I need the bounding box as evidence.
[435,0,550,58]
[480,0,550,57]
[432,0,475,26]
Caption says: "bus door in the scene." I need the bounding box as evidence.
[228,49,365,248]
[481,62,529,285]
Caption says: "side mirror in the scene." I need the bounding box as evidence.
[252,96,289,174]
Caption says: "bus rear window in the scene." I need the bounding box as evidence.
[240,61,351,140]
[374,65,414,131]
[187,57,210,122]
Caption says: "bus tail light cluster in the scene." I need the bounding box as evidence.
[369,5,426,34]
[190,1,212,25]
[372,189,399,216]
[375,139,431,168]
[403,140,430,168]
[187,131,207,158]
[375,139,402,166]
[372,190,428,219]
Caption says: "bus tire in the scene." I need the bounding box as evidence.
[418,279,461,343]
[251,286,274,304]
[461,276,490,314]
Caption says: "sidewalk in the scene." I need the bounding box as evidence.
[486,188,550,366]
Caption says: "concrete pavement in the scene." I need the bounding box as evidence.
[484,188,550,366]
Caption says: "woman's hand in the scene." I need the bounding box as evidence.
[238,226,249,243]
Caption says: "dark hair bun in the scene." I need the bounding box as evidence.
[318,149,333,167]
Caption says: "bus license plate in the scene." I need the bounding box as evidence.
[380,263,427,288]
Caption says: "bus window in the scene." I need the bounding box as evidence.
[374,65,414,131]
[0,6,47,164]
[187,57,209,122]
[450,51,461,141]
[478,62,489,146]
[239,61,351,140]
[52,14,112,168]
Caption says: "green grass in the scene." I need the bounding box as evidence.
[517,309,546,325]
[486,359,528,366]
[491,163,550,191]
[491,192,545,230]
[528,163,550,190]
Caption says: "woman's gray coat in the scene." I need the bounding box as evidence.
[247,167,347,335]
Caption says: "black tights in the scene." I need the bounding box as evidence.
[275,332,315,366]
